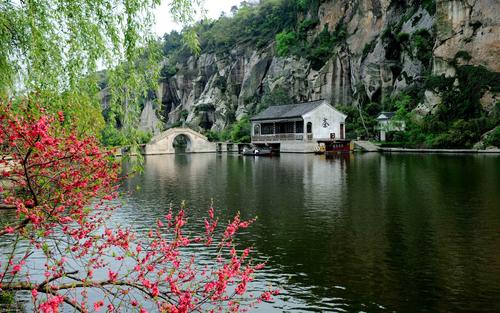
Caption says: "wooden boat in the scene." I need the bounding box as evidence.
[316,139,352,158]
[241,146,272,156]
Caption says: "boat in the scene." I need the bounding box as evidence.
[316,139,352,158]
[314,143,326,155]
[241,146,272,156]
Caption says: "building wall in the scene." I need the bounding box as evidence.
[280,142,320,153]
[302,103,346,140]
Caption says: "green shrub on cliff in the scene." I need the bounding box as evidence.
[484,127,500,147]
[390,65,500,148]
[276,31,298,56]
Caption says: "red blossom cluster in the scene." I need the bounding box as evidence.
[0,104,277,312]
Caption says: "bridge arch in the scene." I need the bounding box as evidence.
[172,133,192,153]
[144,128,216,155]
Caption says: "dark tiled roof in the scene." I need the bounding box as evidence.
[250,100,325,121]
[377,112,397,120]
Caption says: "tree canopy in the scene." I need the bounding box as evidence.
[0,0,203,137]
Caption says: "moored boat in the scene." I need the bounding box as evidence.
[241,146,272,156]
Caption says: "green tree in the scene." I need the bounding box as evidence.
[255,87,293,114]
[276,31,298,56]
[0,0,203,139]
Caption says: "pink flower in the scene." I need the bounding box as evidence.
[108,270,118,282]
[93,300,104,311]
[31,289,38,298]
[260,291,273,302]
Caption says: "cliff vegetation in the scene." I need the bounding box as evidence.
[104,0,500,148]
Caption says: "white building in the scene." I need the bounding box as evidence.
[376,112,406,141]
[250,100,347,153]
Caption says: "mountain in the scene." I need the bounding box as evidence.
[135,0,500,148]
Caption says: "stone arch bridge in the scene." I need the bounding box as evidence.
[144,128,216,155]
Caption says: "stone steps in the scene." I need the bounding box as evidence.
[353,140,380,152]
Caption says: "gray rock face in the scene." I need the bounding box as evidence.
[139,100,161,135]
[434,0,500,71]
[133,0,498,134]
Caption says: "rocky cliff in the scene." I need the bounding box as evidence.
[140,0,499,141]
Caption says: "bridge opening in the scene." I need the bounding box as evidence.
[172,134,192,153]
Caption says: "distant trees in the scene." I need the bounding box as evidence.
[176,0,304,54]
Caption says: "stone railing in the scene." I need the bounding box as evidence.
[252,134,312,142]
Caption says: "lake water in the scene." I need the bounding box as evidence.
[115,153,500,312]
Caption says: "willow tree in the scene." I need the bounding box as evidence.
[0,0,203,137]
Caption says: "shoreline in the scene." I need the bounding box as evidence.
[378,147,500,154]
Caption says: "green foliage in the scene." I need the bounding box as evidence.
[308,25,336,70]
[101,125,127,147]
[204,130,221,142]
[162,30,191,72]
[180,109,189,120]
[137,130,153,144]
[381,27,402,61]
[161,64,179,78]
[296,0,312,12]
[229,116,251,143]
[299,18,319,33]
[101,124,152,147]
[0,291,15,310]
[397,32,410,43]
[393,65,500,148]
[0,0,162,99]
[421,0,436,15]
[195,0,302,54]
[426,65,500,120]
[454,50,472,62]
[0,0,204,154]
[381,27,392,40]
[171,121,183,128]
[210,116,252,143]
[362,40,376,59]
[276,31,298,56]
[427,119,486,148]
[391,93,414,120]
[213,76,227,92]
[259,87,292,111]
[410,29,433,66]
[484,127,500,147]
[0,291,14,303]
[336,104,378,139]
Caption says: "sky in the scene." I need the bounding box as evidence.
[154,0,244,37]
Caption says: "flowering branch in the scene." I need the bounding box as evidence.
[0,102,277,312]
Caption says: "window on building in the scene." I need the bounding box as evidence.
[276,122,295,134]
[296,121,304,133]
[261,123,274,135]
[306,122,312,133]
[254,124,260,135]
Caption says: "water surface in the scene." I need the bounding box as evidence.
[117,153,500,312]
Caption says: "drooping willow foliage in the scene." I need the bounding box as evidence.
[0,0,203,138]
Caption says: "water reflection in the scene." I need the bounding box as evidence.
[114,154,500,312]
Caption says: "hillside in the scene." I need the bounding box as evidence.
[120,0,500,148]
